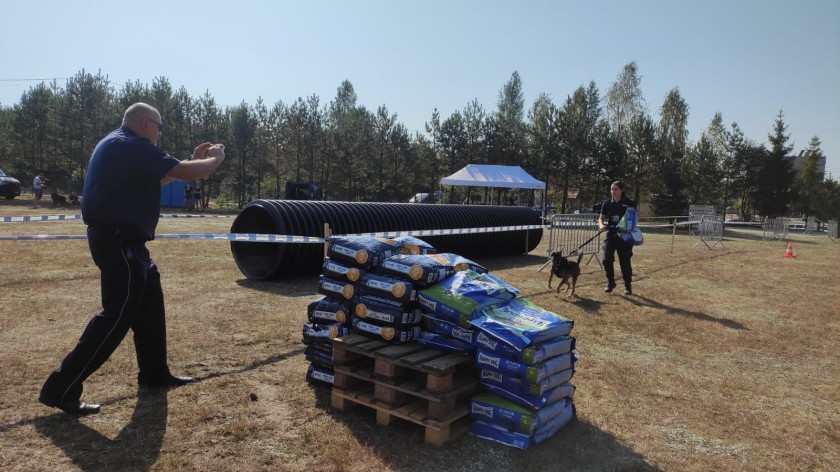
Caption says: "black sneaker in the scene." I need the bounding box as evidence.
[624,288,632,295]
[604,284,616,293]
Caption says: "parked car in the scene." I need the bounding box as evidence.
[408,191,444,203]
[0,169,21,199]
[284,181,323,200]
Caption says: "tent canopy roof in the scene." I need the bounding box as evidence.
[440,164,545,190]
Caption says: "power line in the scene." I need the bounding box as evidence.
[0,78,70,82]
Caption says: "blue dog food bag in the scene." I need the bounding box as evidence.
[322,257,365,283]
[317,276,355,301]
[378,254,456,286]
[479,367,575,396]
[432,253,488,273]
[304,344,334,368]
[353,295,422,327]
[470,297,574,351]
[475,350,578,384]
[391,235,436,255]
[327,235,401,269]
[306,363,335,386]
[307,297,351,324]
[481,381,576,410]
[415,331,476,353]
[351,317,421,344]
[302,322,351,347]
[359,272,417,304]
[417,270,518,326]
[469,401,576,449]
[422,312,479,345]
[474,331,575,365]
[470,392,571,435]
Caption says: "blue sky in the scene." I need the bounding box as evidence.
[3,0,839,176]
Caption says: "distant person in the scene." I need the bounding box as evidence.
[183,184,194,211]
[598,181,636,295]
[32,173,45,208]
[193,182,203,210]
[39,102,226,416]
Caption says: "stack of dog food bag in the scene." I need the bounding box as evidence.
[417,266,577,449]
[302,258,353,387]
[305,234,446,387]
[305,234,578,448]
[468,295,577,449]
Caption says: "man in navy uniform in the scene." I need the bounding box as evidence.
[39,103,226,415]
[598,181,636,296]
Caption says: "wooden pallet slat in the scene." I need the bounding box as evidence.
[330,336,477,446]
[374,343,427,359]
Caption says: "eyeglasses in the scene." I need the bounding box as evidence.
[147,118,164,132]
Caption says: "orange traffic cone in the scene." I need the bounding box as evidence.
[783,241,796,258]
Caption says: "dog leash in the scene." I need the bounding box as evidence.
[567,229,604,256]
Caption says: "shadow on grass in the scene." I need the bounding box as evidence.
[194,347,306,382]
[34,389,168,472]
[324,403,660,472]
[508,418,663,472]
[235,276,318,297]
[479,253,551,272]
[627,294,747,330]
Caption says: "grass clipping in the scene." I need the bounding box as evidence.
[1,206,838,471]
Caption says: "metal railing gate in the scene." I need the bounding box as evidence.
[540,213,602,271]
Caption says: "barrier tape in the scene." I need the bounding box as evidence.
[0,224,546,243]
[0,233,324,243]
[1,213,233,223]
[354,224,544,238]
[1,214,83,223]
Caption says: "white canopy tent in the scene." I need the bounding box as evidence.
[439,164,546,208]
[440,164,545,190]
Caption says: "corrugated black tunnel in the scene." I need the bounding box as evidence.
[229,200,543,280]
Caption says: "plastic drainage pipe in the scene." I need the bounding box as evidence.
[229,200,544,280]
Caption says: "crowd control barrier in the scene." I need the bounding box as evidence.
[692,214,725,249]
[762,217,790,242]
[229,200,544,280]
[544,213,602,269]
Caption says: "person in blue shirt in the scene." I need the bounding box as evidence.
[39,103,226,415]
[598,181,636,295]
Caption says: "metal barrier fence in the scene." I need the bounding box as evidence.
[692,214,725,249]
[543,213,602,270]
[688,212,715,236]
[762,217,790,242]
[803,216,817,235]
[828,219,838,242]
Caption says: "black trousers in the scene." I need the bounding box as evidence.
[603,234,633,289]
[41,227,170,402]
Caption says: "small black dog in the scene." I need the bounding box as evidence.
[548,251,583,297]
[51,191,68,208]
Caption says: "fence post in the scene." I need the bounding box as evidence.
[671,218,677,254]
[323,223,331,259]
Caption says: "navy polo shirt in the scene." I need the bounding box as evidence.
[82,126,180,240]
[600,196,636,236]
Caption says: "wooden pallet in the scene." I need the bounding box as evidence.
[330,334,478,446]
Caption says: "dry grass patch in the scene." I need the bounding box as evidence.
[1,203,838,471]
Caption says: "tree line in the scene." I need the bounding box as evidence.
[1,64,837,221]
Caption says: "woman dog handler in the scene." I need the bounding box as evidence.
[597,181,635,295]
